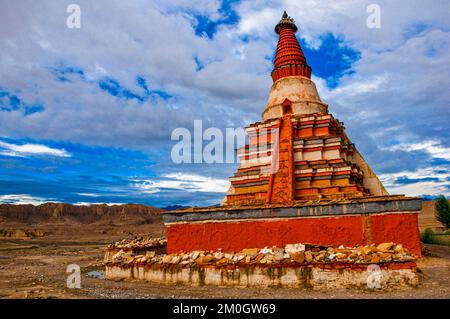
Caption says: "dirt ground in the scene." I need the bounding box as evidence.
[0,234,449,299]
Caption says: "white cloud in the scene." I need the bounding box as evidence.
[1,0,447,152]
[382,140,450,161]
[132,172,230,194]
[94,64,107,75]
[386,181,449,197]
[0,0,449,200]
[237,7,278,35]
[327,75,388,97]
[0,194,57,205]
[379,166,450,197]
[0,140,70,157]
[75,193,100,197]
[73,202,125,206]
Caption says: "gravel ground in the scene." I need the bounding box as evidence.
[0,239,449,299]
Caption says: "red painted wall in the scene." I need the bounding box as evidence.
[166,213,421,257]
[370,213,421,257]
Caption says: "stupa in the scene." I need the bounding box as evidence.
[161,12,422,256]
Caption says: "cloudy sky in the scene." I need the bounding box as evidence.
[0,0,449,207]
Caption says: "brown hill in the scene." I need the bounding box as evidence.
[0,203,164,226]
[419,200,447,231]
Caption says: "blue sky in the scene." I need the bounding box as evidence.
[0,0,449,207]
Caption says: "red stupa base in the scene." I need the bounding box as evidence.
[162,196,422,257]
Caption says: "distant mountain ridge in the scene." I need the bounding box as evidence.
[162,204,221,211]
[162,204,190,211]
[0,203,165,225]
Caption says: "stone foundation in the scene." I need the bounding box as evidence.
[105,262,418,290]
[104,241,419,290]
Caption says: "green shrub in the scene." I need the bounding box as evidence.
[421,228,450,246]
[421,228,434,244]
[435,195,450,228]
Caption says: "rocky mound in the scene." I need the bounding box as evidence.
[105,242,416,267]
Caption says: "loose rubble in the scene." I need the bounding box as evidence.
[107,237,166,251]
[105,241,416,268]
[104,237,167,263]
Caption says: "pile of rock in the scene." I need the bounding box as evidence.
[107,237,166,251]
[104,237,166,263]
[106,242,415,268]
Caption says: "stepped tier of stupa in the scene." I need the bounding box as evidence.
[224,12,387,206]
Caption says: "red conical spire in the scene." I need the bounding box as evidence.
[271,11,312,82]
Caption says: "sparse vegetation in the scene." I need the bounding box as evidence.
[421,228,435,244]
[420,228,450,246]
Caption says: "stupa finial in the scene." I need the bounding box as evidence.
[271,12,310,82]
[275,11,297,34]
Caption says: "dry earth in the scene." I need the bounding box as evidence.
[0,230,449,299]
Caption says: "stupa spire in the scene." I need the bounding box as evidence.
[271,11,312,82]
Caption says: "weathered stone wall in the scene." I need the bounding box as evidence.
[105,241,418,289]
[105,263,418,290]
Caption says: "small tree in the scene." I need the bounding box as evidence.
[435,195,450,228]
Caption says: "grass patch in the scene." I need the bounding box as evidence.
[420,228,450,246]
